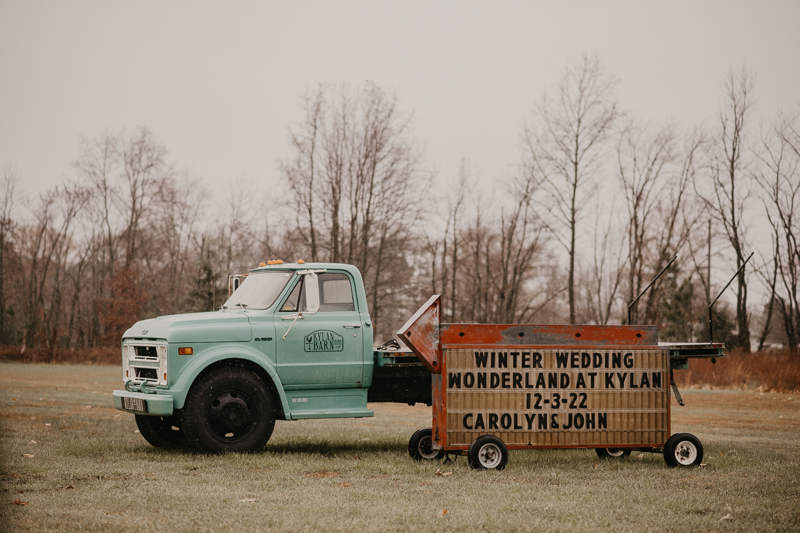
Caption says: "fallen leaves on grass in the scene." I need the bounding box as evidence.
[44,423,51,427]
[21,454,34,458]
[336,482,352,488]
[434,468,453,476]
[240,498,257,503]
[720,513,734,521]
[14,499,29,506]
[436,509,448,518]
[305,471,339,478]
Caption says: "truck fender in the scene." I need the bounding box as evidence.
[170,345,291,420]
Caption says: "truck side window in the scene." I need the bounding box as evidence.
[281,279,305,312]
[319,273,355,312]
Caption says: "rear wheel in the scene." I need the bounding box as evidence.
[408,428,443,461]
[182,367,276,453]
[467,435,508,471]
[135,414,186,448]
[663,433,703,467]
[595,448,631,459]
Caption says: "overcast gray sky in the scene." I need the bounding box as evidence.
[1,1,798,200]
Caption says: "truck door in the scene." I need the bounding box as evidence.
[274,272,364,388]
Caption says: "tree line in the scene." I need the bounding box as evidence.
[1,55,798,357]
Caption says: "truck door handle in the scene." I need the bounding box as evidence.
[343,324,361,329]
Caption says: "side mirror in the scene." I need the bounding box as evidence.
[228,274,247,297]
[304,272,320,314]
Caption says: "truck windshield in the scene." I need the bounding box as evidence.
[222,271,294,310]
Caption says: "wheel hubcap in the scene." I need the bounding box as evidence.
[208,391,253,438]
[674,441,697,465]
[479,443,502,468]
[418,436,439,459]
[607,448,624,457]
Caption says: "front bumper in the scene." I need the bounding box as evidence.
[113,390,174,416]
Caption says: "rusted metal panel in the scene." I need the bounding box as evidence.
[440,346,669,450]
[397,295,441,374]
[440,324,658,347]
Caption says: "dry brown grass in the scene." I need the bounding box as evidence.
[3,345,799,393]
[0,345,118,365]
[675,348,800,393]
[2,362,799,532]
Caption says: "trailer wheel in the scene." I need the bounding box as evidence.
[467,435,508,471]
[408,428,444,461]
[595,448,631,459]
[135,414,186,448]
[182,367,276,453]
[663,433,703,467]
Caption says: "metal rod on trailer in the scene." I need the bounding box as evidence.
[627,254,678,325]
[708,252,754,343]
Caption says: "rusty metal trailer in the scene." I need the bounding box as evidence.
[398,295,724,470]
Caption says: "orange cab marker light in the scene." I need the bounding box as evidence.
[259,262,266,267]
[178,347,193,355]
[276,260,284,264]
[163,373,167,381]
[298,259,305,264]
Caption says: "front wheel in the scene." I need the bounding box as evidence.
[467,435,508,471]
[408,428,444,461]
[595,448,631,459]
[182,367,276,453]
[135,414,187,448]
[663,433,703,467]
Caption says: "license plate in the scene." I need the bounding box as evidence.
[122,397,148,413]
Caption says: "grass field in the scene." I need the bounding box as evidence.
[1,362,799,532]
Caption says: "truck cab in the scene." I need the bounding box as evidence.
[113,262,429,453]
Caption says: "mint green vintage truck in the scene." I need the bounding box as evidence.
[113,262,433,454]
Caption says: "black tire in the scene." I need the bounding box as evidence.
[135,414,187,448]
[408,428,444,461]
[595,447,631,459]
[182,367,276,453]
[663,433,703,467]
[467,435,508,471]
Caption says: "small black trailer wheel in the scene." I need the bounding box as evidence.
[595,448,631,459]
[663,433,704,467]
[408,428,444,461]
[467,435,508,471]
[135,414,187,448]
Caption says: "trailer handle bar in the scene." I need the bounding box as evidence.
[627,255,678,325]
[709,251,754,343]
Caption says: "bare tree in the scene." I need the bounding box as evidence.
[281,82,429,338]
[583,194,625,325]
[117,126,171,268]
[618,121,703,324]
[18,184,89,352]
[0,167,18,343]
[282,86,326,262]
[697,67,755,351]
[524,53,620,324]
[755,109,800,353]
